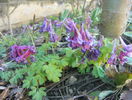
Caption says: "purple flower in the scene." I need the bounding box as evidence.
[80,58,85,63]
[48,21,60,42]
[39,18,60,42]
[65,19,83,48]
[53,20,63,28]
[118,37,132,64]
[22,25,28,33]
[80,24,94,52]
[64,19,97,53]
[50,33,59,42]
[118,51,127,65]
[22,24,39,33]
[39,18,49,33]
[86,16,92,29]
[120,37,132,53]
[124,44,132,52]
[86,49,100,61]
[10,45,36,63]
[64,18,102,61]
[107,41,117,65]
[64,18,75,33]
[108,53,117,65]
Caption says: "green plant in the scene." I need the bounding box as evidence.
[0,34,17,47]
[0,43,67,99]
[91,7,102,26]
[0,44,6,59]
[0,7,131,100]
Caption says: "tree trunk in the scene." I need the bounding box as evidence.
[99,0,131,38]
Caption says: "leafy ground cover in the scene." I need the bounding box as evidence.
[0,6,132,100]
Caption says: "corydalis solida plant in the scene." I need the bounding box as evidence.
[39,18,60,42]
[107,37,132,66]
[53,20,63,28]
[119,37,132,65]
[48,21,60,42]
[39,18,50,33]
[107,40,117,65]
[10,45,36,64]
[64,17,102,61]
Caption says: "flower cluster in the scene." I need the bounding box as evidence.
[64,18,102,61]
[119,37,132,65]
[107,37,132,65]
[10,45,36,63]
[107,41,117,65]
[52,20,63,28]
[39,18,50,33]
[39,18,60,42]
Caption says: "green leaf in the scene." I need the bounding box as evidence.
[23,80,31,88]
[0,44,6,58]
[59,59,69,69]
[43,65,62,82]
[0,71,14,81]
[29,87,37,96]
[78,63,90,74]
[29,87,46,100]
[60,9,69,20]
[89,91,101,97]
[124,31,132,37]
[92,65,105,78]
[99,90,115,100]
[34,75,45,86]
[91,7,102,25]
[33,88,46,100]
[32,77,39,87]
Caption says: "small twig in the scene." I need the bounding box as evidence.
[87,83,105,94]
[9,4,18,15]
[77,79,100,92]
[6,3,13,36]
[115,88,123,100]
[32,14,36,35]
[114,87,123,100]
[46,72,78,92]
[47,95,70,99]
[110,88,122,100]
[59,89,65,100]
[82,0,87,13]
[52,77,94,90]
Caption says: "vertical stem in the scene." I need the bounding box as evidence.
[82,0,86,13]
[7,1,13,36]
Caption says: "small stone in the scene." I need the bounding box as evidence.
[68,76,77,84]
[0,86,6,90]
[69,89,73,94]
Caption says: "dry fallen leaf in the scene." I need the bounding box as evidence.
[0,87,9,100]
[125,79,132,89]
[0,81,6,86]
[105,65,118,78]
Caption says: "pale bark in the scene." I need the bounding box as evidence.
[100,0,131,38]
